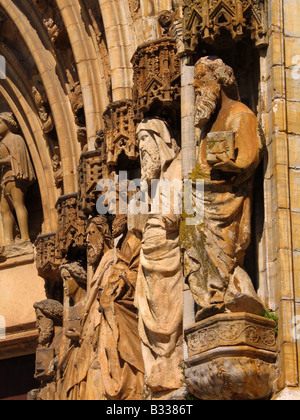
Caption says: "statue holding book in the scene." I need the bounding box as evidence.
[181,57,266,321]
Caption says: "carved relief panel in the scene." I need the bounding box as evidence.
[35,233,59,278]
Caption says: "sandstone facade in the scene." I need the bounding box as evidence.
[0,0,298,401]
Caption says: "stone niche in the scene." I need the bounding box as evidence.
[185,313,277,400]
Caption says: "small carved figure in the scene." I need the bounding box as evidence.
[33,299,63,400]
[51,153,63,190]
[181,57,265,321]
[0,112,36,244]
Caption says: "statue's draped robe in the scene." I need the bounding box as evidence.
[58,233,144,400]
[57,250,114,400]
[135,153,184,394]
[1,133,35,186]
[98,231,144,400]
[181,99,265,319]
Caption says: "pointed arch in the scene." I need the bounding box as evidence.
[1,0,80,194]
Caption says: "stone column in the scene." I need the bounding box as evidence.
[180,55,197,358]
[181,56,196,180]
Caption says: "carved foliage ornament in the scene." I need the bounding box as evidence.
[186,315,277,357]
[182,0,268,52]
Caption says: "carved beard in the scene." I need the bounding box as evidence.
[195,83,221,129]
[38,325,54,346]
[87,239,104,266]
[141,148,161,185]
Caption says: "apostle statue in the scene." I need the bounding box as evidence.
[181,57,265,322]
[57,216,115,400]
[56,261,87,400]
[134,117,184,399]
[0,112,36,245]
[97,213,145,400]
[32,299,64,400]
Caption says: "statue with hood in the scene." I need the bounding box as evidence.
[134,117,184,399]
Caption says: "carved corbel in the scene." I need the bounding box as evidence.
[131,38,181,118]
[185,313,277,400]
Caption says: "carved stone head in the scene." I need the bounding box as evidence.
[34,299,63,347]
[60,261,87,302]
[0,112,19,137]
[137,118,180,185]
[194,57,239,128]
[86,216,113,266]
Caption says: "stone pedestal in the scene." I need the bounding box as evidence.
[185,313,277,400]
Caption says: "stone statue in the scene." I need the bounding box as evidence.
[96,213,145,400]
[181,56,265,322]
[57,216,114,400]
[56,261,87,400]
[60,261,87,342]
[0,112,36,245]
[33,299,63,400]
[135,117,183,399]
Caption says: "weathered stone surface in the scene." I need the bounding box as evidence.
[0,0,298,402]
[185,313,277,400]
[186,356,276,400]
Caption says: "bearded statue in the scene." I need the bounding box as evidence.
[134,117,184,400]
[181,57,266,322]
[57,216,115,400]
[55,261,87,400]
[32,299,63,400]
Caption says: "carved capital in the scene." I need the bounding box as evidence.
[131,38,181,116]
[103,100,138,166]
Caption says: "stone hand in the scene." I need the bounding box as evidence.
[212,155,239,173]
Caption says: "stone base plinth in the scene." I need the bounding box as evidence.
[272,388,300,400]
[184,313,278,400]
